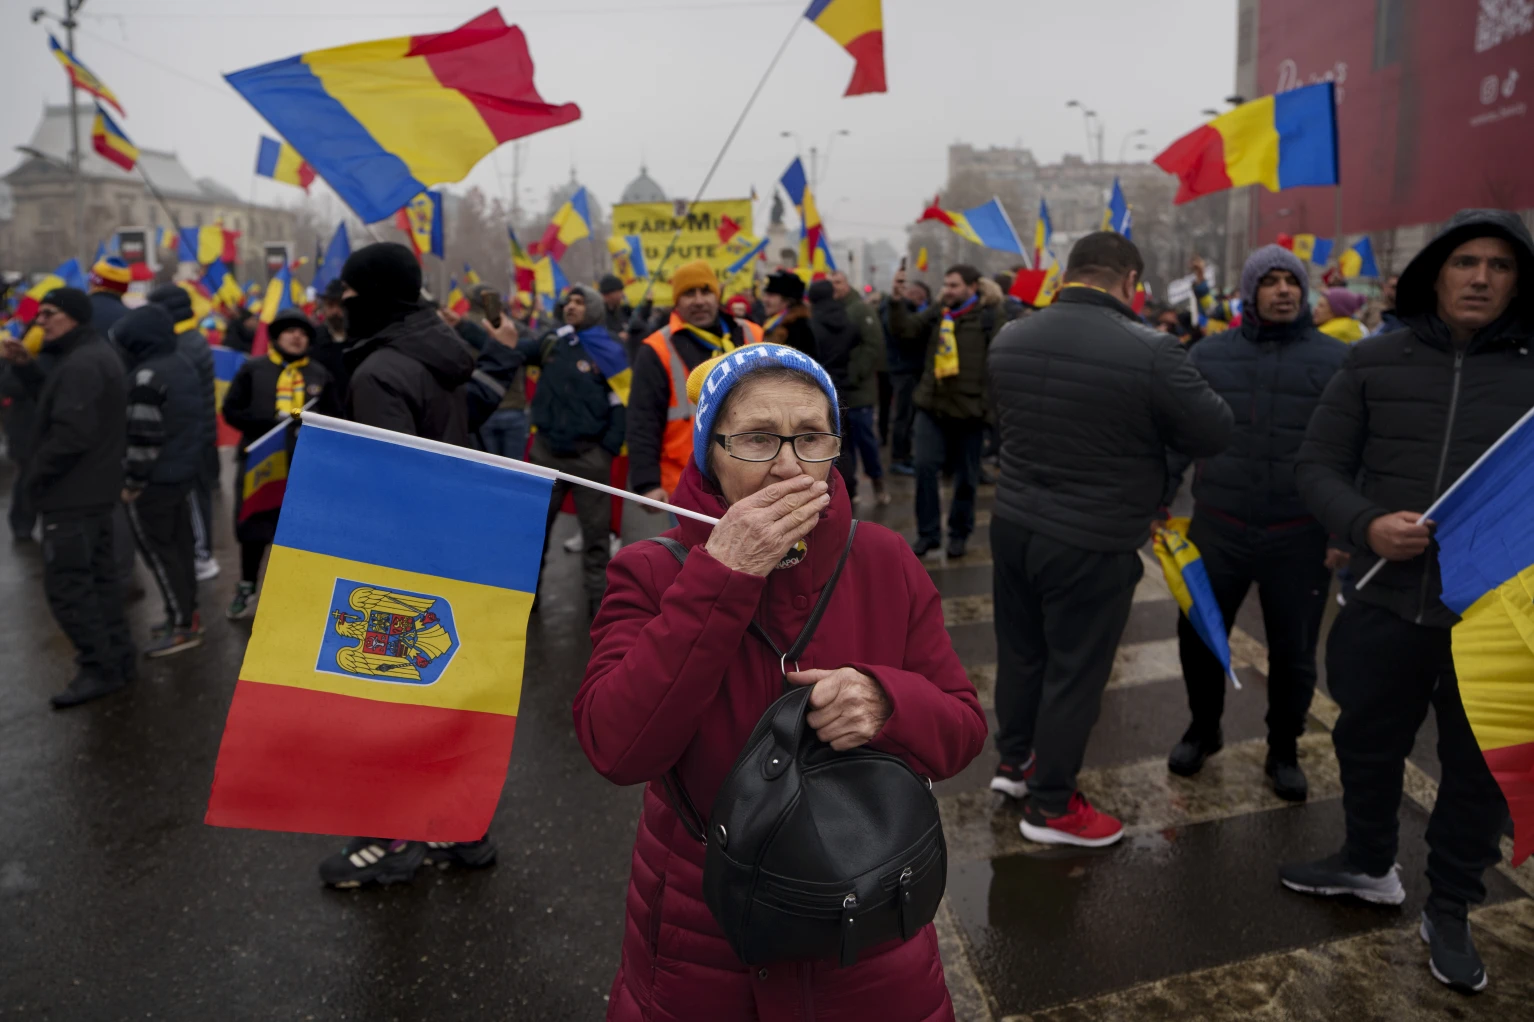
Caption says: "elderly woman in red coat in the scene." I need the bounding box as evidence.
[575,343,987,1021]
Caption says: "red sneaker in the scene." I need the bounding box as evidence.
[1019,792,1124,848]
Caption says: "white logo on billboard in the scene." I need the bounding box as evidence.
[1276,59,1348,103]
[1476,0,1533,53]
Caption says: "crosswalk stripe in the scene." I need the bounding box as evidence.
[966,637,1185,710]
[942,576,1171,628]
[995,898,1534,1022]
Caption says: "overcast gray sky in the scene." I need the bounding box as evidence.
[2,0,1236,244]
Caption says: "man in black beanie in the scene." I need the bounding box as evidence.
[338,242,477,445]
[761,269,815,357]
[597,273,631,343]
[319,243,497,888]
[1,288,134,706]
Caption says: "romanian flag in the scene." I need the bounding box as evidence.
[212,346,248,448]
[237,417,294,522]
[14,258,88,326]
[462,264,481,287]
[314,221,351,294]
[508,226,536,303]
[91,105,138,172]
[918,195,1024,256]
[1424,406,1534,865]
[251,264,296,356]
[203,260,246,311]
[446,277,470,316]
[1033,198,1054,270]
[534,257,569,311]
[915,247,928,273]
[1154,517,1239,689]
[49,34,123,115]
[254,136,316,191]
[1103,177,1132,239]
[781,158,835,280]
[396,190,444,260]
[1008,266,1060,309]
[535,187,591,262]
[805,0,886,97]
[225,10,580,224]
[177,225,239,266]
[205,415,551,840]
[1339,237,1380,279]
[1155,82,1339,205]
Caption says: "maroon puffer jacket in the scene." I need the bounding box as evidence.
[575,463,986,1021]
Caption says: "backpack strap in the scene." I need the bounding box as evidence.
[642,521,860,846]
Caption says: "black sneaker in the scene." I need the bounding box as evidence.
[946,537,967,559]
[49,669,128,709]
[1265,752,1308,802]
[911,536,941,557]
[1167,727,1222,777]
[890,462,915,477]
[1421,899,1487,993]
[423,836,499,870]
[226,581,257,620]
[319,837,426,888]
[1279,851,1405,905]
[988,754,1036,799]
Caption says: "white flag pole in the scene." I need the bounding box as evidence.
[245,398,318,451]
[1353,403,1534,592]
[296,412,722,527]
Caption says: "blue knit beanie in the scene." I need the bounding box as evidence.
[690,343,841,475]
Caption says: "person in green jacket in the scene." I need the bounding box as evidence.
[888,264,1005,557]
[830,270,889,506]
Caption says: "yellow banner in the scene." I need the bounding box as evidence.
[610,199,755,306]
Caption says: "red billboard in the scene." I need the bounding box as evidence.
[1252,0,1534,237]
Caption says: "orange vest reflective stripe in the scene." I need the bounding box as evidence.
[640,315,764,495]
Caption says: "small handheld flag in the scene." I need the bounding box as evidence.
[915,247,928,273]
[1154,517,1240,690]
[1154,82,1339,204]
[396,191,444,260]
[805,0,886,96]
[49,35,123,115]
[1103,178,1132,239]
[206,414,554,841]
[1339,237,1380,279]
[255,137,316,191]
[90,105,138,172]
[535,187,591,262]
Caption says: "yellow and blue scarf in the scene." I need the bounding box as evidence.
[935,293,978,380]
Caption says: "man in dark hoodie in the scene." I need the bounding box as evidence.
[147,283,220,584]
[1283,209,1533,994]
[761,269,815,358]
[522,284,627,615]
[320,241,496,890]
[118,304,206,657]
[1160,245,1348,800]
[3,288,133,706]
[807,279,881,505]
[339,243,477,444]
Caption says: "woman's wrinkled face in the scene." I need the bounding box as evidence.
[712,376,836,507]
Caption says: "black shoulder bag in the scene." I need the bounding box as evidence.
[648,523,947,968]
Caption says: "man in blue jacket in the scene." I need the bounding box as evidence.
[1162,245,1348,800]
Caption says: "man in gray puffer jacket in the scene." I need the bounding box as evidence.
[1161,245,1348,800]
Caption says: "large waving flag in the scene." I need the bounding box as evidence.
[1155,82,1339,205]
[1413,407,1534,865]
[254,137,315,191]
[396,191,444,259]
[205,415,552,840]
[225,10,581,223]
[805,0,886,96]
[918,196,1025,257]
[313,222,351,294]
[91,105,138,172]
[49,35,123,115]
[1103,178,1132,239]
[1154,517,1240,690]
[535,187,591,262]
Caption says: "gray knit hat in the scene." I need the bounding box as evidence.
[1240,244,1309,310]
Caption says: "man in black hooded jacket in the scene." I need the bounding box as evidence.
[1161,245,1349,801]
[1282,209,1533,994]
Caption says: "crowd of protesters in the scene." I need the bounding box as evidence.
[1,205,1527,999]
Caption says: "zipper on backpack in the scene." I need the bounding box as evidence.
[839,893,860,968]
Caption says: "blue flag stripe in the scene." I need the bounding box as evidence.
[1433,408,1534,614]
[273,424,553,593]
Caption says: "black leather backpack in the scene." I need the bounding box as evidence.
[650,523,947,967]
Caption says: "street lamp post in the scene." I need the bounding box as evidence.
[781,128,851,192]
[1066,100,1102,162]
[32,0,89,262]
[1118,128,1147,162]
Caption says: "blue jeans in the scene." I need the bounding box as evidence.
[914,410,983,543]
[480,408,529,461]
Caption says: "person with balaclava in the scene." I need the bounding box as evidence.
[522,284,628,616]
[319,242,498,890]
[217,310,335,620]
[1161,245,1348,801]
[338,242,477,444]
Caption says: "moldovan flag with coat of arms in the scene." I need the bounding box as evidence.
[1431,406,1534,865]
[205,415,553,840]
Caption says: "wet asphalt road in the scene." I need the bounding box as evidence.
[3,454,1532,1021]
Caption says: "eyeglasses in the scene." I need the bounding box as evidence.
[33,308,56,320]
[713,431,841,463]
